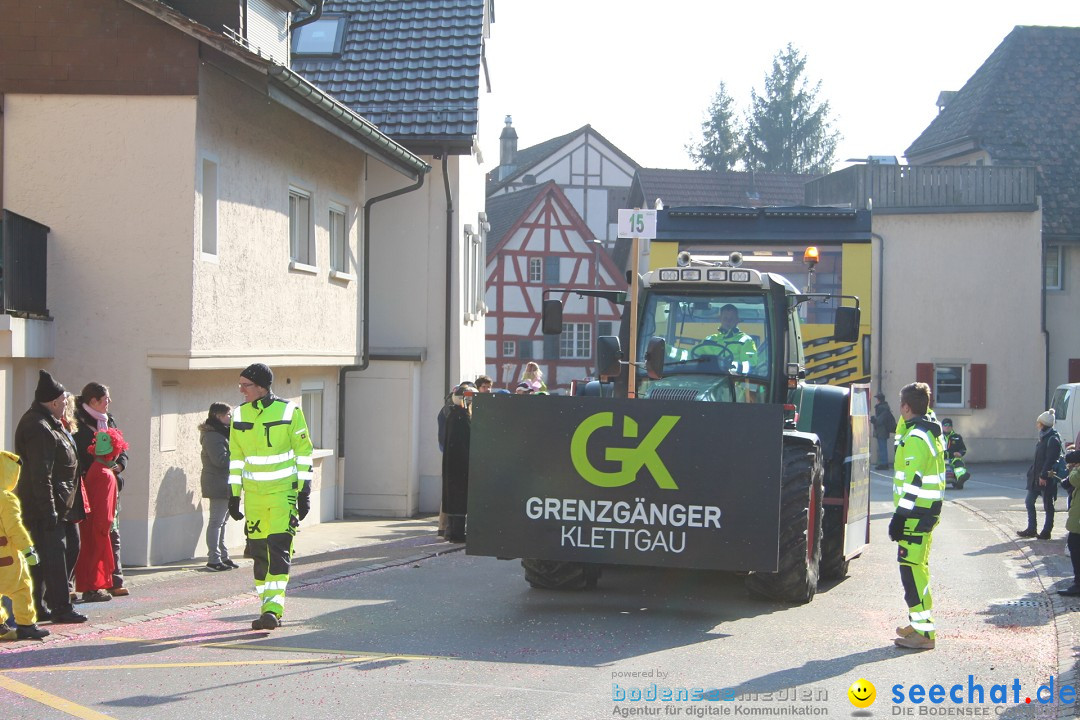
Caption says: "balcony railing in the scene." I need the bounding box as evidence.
[804,164,1037,212]
[2,209,50,318]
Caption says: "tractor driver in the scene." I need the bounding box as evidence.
[694,304,759,374]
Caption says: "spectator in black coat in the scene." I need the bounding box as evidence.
[1019,409,1062,540]
[14,370,86,624]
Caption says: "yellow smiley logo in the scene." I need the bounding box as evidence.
[848,678,876,708]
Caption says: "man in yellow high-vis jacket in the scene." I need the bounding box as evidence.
[228,363,313,631]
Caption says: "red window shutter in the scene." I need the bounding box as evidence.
[1069,359,1080,384]
[969,364,987,409]
[916,363,933,386]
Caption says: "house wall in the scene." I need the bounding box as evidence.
[4,93,198,565]
[874,208,1044,460]
[1047,243,1080,392]
[0,0,199,96]
[191,65,362,357]
[347,151,487,515]
[146,368,338,565]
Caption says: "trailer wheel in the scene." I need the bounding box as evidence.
[521,559,601,590]
[820,505,850,580]
[745,442,823,603]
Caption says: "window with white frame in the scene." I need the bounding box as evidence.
[934,364,965,407]
[560,323,591,359]
[301,386,324,448]
[329,202,348,273]
[289,187,314,266]
[201,158,218,256]
[528,257,542,283]
[1045,245,1064,290]
[463,222,485,321]
[502,340,516,357]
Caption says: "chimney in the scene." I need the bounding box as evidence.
[499,115,518,170]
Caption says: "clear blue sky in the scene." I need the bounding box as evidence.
[480,1,1080,172]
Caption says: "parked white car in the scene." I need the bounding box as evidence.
[1051,383,1080,448]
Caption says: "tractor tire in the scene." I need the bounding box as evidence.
[820,505,850,580]
[819,457,850,581]
[521,559,601,590]
[745,442,824,604]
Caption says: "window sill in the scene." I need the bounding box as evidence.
[330,270,355,283]
[290,260,318,275]
[200,252,219,263]
[311,448,334,460]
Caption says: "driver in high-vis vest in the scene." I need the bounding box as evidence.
[694,304,758,374]
[228,363,313,631]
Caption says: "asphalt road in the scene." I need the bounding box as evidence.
[0,462,1074,720]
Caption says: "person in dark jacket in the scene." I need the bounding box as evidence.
[441,383,473,543]
[13,370,87,624]
[871,393,897,469]
[1019,409,1062,540]
[200,403,236,571]
[73,382,131,597]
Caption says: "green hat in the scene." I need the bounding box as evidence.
[94,430,115,457]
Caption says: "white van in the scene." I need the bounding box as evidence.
[1051,383,1080,447]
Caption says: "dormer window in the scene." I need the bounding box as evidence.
[292,16,347,56]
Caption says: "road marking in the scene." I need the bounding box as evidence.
[0,673,116,719]
[5,656,394,672]
[200,641,445,660]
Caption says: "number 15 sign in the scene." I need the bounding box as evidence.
[617,209,657,239]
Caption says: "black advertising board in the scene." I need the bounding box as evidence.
[466,395,784,572]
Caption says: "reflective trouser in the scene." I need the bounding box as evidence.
[949,457,970,483]
[244,489,297,618]
[897,523,935,640]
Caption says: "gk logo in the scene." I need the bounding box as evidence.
[570,412,680,489]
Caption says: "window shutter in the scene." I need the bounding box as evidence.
[1070,359,1080,384]
[969,364,987,409]
[598,321,613,337]
[916,363,933,386]
[519,341,533,360]
[544,335,560,359]
[544,257,560,285]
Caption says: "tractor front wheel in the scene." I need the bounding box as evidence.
[521,559,601,590]
[745,442,824,604]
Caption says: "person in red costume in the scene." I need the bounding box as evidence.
[73,428,128,602]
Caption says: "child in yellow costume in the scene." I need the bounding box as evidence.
[0,451,49,640]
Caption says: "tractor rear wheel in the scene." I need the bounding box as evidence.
[745,442,823,603]
[521,559,601,590]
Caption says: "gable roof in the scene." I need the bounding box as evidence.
[484,183,549,256]
[905,25,1080,238]
[293,0,489,154]
[487,124,641,194]
[630,168,816,209]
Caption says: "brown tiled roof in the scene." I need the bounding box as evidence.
[630,168,817,209]
[906,25,1080,238]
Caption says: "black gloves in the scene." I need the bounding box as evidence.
[228,496,244,521]
[888,513,905,542]
[297,490,310,521]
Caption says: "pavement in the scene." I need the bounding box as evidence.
[1,515,461,651]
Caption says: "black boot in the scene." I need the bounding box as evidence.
[1017,528,1037,538]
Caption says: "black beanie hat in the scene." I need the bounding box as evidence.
[35,369,65,404]
[240,363,273,389]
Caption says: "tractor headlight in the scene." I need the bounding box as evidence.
[730,270,751,282]
[680,269,701,281]
[658,269,679,281]
[707,269,728,281]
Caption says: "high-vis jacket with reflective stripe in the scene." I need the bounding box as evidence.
[892,415,946,528]
[229,395,314,497]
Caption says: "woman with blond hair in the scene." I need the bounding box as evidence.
[520,361,547,393]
